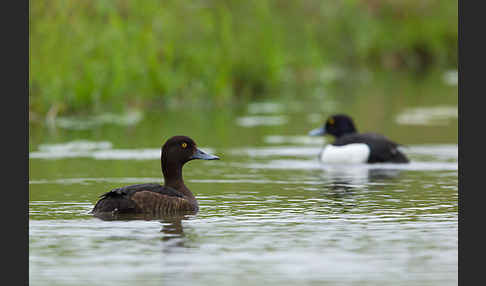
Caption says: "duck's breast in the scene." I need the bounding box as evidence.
[320,143,370,164]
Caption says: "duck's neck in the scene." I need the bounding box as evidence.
[161,158,195,200]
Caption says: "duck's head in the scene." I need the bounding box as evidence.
[308,114,357,138]
[162,136,219,165]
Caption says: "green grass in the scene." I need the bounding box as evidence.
[29,0,457,116]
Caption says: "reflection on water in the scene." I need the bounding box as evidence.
[395,106,458,126]
[318,165,402,185]
[159,216,184,238]
[159,216,187,251]
[312,167,405,214]
[54,111,143,130]
[318,167,402,192]
[93,212,189,249]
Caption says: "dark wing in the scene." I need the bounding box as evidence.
[91,183,184,214]
[333,133,409,163]
[98,183,183,199]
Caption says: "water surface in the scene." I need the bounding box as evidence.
[29,71,458,285]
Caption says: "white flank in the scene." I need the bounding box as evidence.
[320,143,370,164]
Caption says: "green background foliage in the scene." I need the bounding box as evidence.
[29,0,457,116]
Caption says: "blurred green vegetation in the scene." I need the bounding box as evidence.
[29,0,457,116]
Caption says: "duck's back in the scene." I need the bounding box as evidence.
[92,183,196,215]
[333,133,409,163]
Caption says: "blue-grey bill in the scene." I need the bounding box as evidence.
[308,127,326,136]
[191,148,220,160]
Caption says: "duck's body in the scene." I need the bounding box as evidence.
[91,136,219,217]
[309,115,409,164]
[93,183,198,215]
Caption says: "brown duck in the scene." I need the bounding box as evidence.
[91,136,219,217]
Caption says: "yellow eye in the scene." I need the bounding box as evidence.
[328,118,335,125]
[181,142,187,149]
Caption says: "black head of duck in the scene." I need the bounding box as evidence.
[309,114,409,164]
[308,114,357,138]
[91,136,219,218]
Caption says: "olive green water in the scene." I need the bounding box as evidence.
[29,71,458,286]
